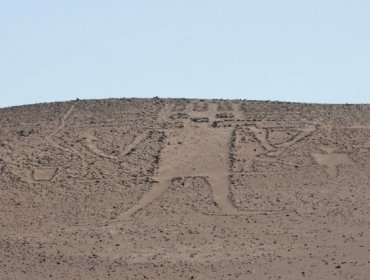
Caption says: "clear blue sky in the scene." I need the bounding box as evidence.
[1,1,370,108]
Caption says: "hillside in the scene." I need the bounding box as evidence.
[1,98,370,279]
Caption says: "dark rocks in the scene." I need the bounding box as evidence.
[215,112,234,119]
[190,117,209,123]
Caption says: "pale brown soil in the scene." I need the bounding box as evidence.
[1,98,370,279]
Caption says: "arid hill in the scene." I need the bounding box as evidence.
[1,98,370,279]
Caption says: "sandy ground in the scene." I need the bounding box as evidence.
[0,98,370,279]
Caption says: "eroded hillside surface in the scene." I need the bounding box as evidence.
[1,98,370,279]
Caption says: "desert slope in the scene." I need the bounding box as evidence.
[1,98,370,279]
